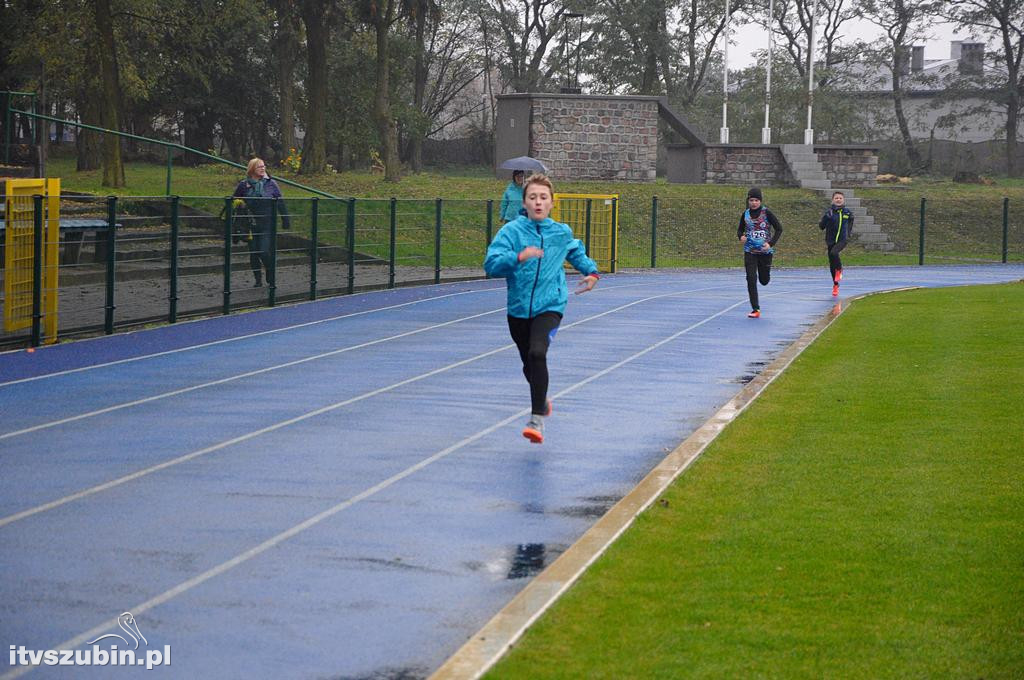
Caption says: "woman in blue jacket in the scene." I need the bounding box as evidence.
[499,170,526,223]
[484,174,600,444]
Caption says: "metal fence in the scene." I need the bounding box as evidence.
[1,193,1020,348]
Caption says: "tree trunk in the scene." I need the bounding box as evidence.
[891,68,921,170]
[182,108,215,165]
[1006,87,1020,177]
[75,96,102,171]
[275,1,300,157]
[373,0,401,181]
[91,0,125,187]
[299,0,329,174]
[410,2,428,173]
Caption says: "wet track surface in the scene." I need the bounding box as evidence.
[1,265,1021,678]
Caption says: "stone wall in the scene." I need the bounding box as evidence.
[703,145,796,185]
[528,97,658,181]
[814,146,878,186]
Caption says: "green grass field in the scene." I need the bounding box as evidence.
[487,282,1024,679]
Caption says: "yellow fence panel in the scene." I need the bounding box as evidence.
[552,193,617,273]
[3,178,60,342]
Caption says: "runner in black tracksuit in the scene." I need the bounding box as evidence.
[819,190,853,297]
[737,187,782,318]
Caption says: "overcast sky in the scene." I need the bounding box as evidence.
[730,17,975,68]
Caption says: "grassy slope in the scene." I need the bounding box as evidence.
[488,282,1024,679]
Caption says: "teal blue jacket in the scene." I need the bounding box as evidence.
[484,215,598,318]
[499,182,525,222]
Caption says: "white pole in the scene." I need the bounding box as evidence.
[803,0,817,145]
[720,0,730,144]
[762,0,774,144]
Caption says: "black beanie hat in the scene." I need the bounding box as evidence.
[747,187,763,201]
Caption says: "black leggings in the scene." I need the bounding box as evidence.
[827,240,847,282]
[508,312,562,415]
[744,251,773,311]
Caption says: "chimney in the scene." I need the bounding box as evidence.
[959,42,984,75]
[896,46,910,76]
[911,45,924,72]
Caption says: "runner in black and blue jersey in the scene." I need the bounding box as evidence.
[737,187,782,318]
[819,190,854,297]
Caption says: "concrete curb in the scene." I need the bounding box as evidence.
[430,293,876,680]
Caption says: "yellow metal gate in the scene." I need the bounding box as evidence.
[552,193,617,273]
[3,178,60,343]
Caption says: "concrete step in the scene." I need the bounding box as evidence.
[794,170,829,181]
[800,179,833,190]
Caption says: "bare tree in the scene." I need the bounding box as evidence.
[944,0,1024,176]
[299,0,333,174]
[90,0,125,187]
[858,0,940,171]
[480,0,571,93]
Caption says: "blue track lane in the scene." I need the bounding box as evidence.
[1,265,1021,678]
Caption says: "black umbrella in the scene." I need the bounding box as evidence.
[499,156,549,173]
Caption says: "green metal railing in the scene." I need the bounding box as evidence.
[2,101,342,200]
[1,193,1019,348]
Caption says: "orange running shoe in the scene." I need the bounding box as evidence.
[522,416,544,444]
[835,268,843,282]
[747,309,761,318]
[832,283,839,297]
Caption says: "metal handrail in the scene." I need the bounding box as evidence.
[4,107,344,200]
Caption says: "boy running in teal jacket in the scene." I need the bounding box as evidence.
[484,174,600,444]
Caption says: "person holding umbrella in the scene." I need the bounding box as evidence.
[500,170,526,223]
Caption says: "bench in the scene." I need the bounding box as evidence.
[0,218,116,266]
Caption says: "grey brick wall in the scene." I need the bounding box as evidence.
[528,97,658,181]
[704,146,796,185]
[814,146,878,186]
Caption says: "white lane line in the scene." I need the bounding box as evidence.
[0,285,727,529]
[0,287,503,387]
[6,295,747,676]
[0,281,662,439]
[0,308,505,440]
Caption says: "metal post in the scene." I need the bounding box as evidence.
[166,147,173,196]
[485,199,494,245]
[434,198,442,285]
[610,197,618,273]
[389,198,397,289]
[104,196,117,334]
[918,197,926,266]
[720,0,730,144]
[585,199,592,252]
[347,198,356,295]
[223,197,233,315]
[268,200,278,307]
[31,195,44,347]
[4,94,11,164]
[310,197,319,300]
[1002,197,1009,264]
[169,195,180,323]
[762,0,774,144]
[650,196,658,268]
[804,0,817,145]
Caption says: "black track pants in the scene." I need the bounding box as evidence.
[744,251,773,311]
[827,240,847,282]
[507,312,562,415]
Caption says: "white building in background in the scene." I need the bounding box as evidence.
[855,40,1016,144]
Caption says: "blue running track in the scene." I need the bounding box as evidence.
[1,265,1021,678]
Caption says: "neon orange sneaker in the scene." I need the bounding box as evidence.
[522,416,544,444]
[835,268,843,282]
[832,283,839,297]
[747,309,761,318]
